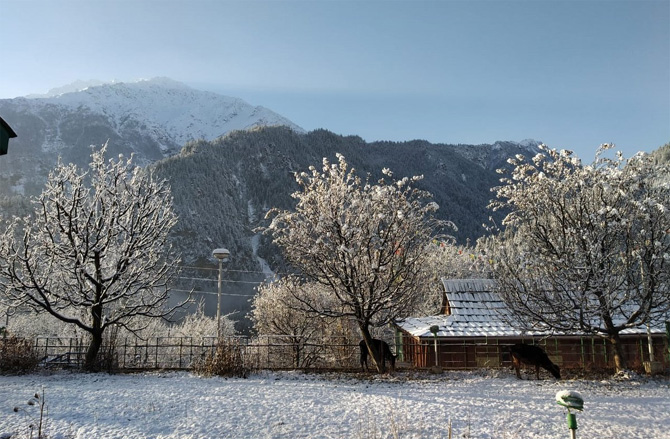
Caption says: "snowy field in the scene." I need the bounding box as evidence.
[1,370,668,439]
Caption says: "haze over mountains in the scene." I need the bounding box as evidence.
[0,78,546,324]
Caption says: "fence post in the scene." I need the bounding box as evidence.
[189,337,193,368]
[134,337,139,367]
[594,338,600,368]
[179,337,183,369]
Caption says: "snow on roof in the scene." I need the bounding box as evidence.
[397,278,666,339]
[398,279,546,338]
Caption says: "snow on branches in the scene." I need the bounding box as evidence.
[0,144,183,370]
[262,154,452,371]
[491,143,670,371]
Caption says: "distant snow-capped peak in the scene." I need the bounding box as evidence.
[491,139,542,152]
[518,138,542,149]
[26,79,115,98]
[22,77,304,147]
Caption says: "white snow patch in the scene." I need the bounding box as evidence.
[0,371,668,439]
[247,200,256,224]
[251,234,275,281]
[519,139,542,149]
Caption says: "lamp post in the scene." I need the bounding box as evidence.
[212,248,230,336]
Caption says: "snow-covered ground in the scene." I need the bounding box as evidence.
[1,370,668,439]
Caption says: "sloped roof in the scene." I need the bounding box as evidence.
[396,278,666,339]
[398,279,544,338]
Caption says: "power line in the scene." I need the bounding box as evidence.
[170,288,256,298]
[179,265,276,275]
[175,276,269,285]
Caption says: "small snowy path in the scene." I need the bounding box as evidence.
[1,370,668,438]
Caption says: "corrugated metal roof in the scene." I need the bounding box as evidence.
[399,279,542,338]
[441,278,497,293]
[396,278,666,338]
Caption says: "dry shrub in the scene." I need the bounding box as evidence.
[195,337,252,378]
[0,336,40,373]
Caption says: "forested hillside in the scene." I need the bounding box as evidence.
[152,127,540,271]
[3,122,665,330]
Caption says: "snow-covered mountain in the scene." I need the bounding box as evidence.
[0,77,304,195]
[0,80,542,326]
[25,79,110,98]
[40,77,304,149]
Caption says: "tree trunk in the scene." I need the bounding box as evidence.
[84,329,103,371]
[84,297,104,371]
[293,339,301,369]
[609,332,627,372]
[359,323,385,373]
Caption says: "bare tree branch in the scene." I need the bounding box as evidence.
[0,144,183,370]
[491,144,670,371]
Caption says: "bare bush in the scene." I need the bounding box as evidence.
[194,337,252,378]
[0,336,39,373]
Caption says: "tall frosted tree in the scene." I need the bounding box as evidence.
[491,144,670,371]
[0,145,181,370]
[250,278,349,368]
[264,154,450,372]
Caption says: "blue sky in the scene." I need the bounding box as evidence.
[2,0,668,159]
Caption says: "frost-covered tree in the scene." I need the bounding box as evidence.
[491,144,670,371]
[0,145,183,370]
[169,300,236,339]
[250,278,345,368]
[418,239,494,315]
[263,154,450,372]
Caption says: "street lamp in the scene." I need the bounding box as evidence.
[212,247,230,336]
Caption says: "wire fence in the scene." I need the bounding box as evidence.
[6,333,667,373]
[31,335,363,371]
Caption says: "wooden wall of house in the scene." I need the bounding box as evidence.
[398,333,669,373]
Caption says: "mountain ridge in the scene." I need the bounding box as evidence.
[152,127,543,267]
[0,79,544,327]
[0,78,304,169]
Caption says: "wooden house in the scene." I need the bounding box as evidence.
[0,116,17,155]
[394,279,669,373]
